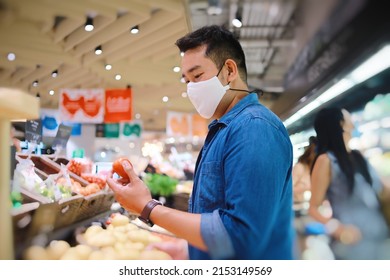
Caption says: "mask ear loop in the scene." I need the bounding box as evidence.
[217,62,251,93]
[216,63,225,77]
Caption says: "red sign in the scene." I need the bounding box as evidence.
[104,88,132,123]
[59,88,104,123]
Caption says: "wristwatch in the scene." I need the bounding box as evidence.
[138,199,162,227]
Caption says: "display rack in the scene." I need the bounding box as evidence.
[0,88,39,259]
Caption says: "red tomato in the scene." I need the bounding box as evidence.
[112,157,133,179]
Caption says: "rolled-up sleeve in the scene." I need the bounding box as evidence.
[201,209,235,259]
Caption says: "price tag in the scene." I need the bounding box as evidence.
[52,123,72,150]
[25,119,42,144]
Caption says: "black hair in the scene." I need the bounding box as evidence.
[313,107,372,192]
[298,136,317,168]
[175,25,247,82]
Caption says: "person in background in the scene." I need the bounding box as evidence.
[292,136,317,206]
[10,125,21,152]
[107,25,295,260]
[309,107,390,259]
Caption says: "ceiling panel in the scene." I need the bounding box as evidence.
[0,0,337,131]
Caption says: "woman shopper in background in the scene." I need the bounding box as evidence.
[309,107,390,259]
[292,136,317,207]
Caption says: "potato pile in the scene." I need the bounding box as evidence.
[23,214,172,260]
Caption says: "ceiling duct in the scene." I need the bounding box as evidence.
[207,0,222,15]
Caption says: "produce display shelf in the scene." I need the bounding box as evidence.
[0,88,39,260]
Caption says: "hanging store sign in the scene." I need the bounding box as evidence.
[104,123,120,138]
[63,122,82,136]
[166,111,208,138]
[52,123,72,149]
[104,88,132,123]
[40,108,60,137]
[166,111,191,137]
[25,119,42,144]
[120,120,142,139]
[59,88,104,123]
[192,114,208,138]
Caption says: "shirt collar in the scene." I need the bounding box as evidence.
[208,92,259,129]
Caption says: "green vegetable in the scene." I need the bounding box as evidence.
[144,173,178,197]
[10,191,22,208]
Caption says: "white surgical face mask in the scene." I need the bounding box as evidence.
[187,75,230,119]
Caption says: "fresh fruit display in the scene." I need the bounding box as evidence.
[71,182,100,196]
[32,174,73,202]
[67,158,93,176]
[112,157,133,180]
[81,173,107,189]
[22,213,174,260]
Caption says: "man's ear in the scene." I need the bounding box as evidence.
[225,59,239,82]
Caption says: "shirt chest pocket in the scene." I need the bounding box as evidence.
[198,161,224,211]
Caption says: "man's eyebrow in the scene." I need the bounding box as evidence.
[182,65,201,78]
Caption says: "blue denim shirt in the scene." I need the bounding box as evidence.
[188,93,294,260]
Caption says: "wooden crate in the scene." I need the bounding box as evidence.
[16,154,89,187]
[48,156,69,166]
[40,156,90,187]
[99,191,115,213]
[74,192,105,222]
[54,194,84,229]
[20,188,52,204]
[16,154,59,175]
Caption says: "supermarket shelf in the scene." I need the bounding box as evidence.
[0,88,39,260]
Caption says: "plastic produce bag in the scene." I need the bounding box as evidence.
[37,164,73,202]
[12,155,43,192]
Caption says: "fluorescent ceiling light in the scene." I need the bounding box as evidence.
[297,100,322,117]
[283,44,390,128]
[316,78,354,104]
[349,45,390,84]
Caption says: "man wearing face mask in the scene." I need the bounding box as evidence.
[107,25,295,260]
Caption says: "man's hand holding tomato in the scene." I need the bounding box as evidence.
[107,159,152,215]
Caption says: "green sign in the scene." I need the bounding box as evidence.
[72,148,84,158]
[122,123,141,138]
[104,123,120,138]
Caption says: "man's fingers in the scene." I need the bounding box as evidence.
[107,178,120,192]
[118,177,130,185]
[122,160,139,181]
